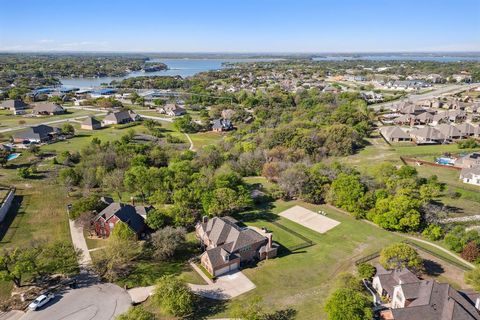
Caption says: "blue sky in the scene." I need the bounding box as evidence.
[0,0,479,52]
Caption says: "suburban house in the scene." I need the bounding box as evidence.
[212,118,234,132]
[102,110,140,126]
[374,266,480,320]
[81,116,102,130]
[456,153,480,169]
[457,123,477,137]
[372,266,419,299]
[91,202,151,239]
[12,124,60,143]
[158,103,186,116]
[380,126,412,142]
[0,99,28,114]
[196,216,277,277]
[460,167,480,186]
[435,124,463,141]
[409,127,446,144]
[32,102,65,115]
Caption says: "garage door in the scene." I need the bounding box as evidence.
[215,265,230,276]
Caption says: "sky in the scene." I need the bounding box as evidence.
[0,0,479,53]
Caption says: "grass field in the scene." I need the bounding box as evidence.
[0,108,99,131]
[0,154,72,300]
[207,200,404,319]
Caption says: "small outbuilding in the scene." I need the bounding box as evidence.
[81,117,102,130]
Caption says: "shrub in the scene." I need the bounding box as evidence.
[357,263,376,280]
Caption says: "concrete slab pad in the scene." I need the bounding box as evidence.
[279,205,340,234]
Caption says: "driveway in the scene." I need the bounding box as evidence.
[189,270,256,300]
[68,219,92,267]
[20,282,131,320]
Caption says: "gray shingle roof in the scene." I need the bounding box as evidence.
[13,124,59,141]
[391,281,480,320]
[93,202,150,235]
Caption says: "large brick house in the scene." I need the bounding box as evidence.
[373,265,480,320]
[91,202,151,239]
[195,216,277,277]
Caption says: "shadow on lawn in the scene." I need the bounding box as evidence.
[0,195,24,243]
[423,259,445,277]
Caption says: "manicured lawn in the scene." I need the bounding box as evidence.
[393,143,480,158]
[189,131,223,150]
[208,200,404,320]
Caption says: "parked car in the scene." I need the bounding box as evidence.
[28,293,55,311]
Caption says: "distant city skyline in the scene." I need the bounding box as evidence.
[1,0,479,53]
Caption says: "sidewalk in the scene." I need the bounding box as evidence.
[68,219,92,267]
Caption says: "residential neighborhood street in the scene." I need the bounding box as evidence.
[20,282,131,320]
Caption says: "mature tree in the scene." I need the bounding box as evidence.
[61,123,75,136]
[422,224,444,241]
[117,306,154,320]
[277,165,308,200]
[379,243,422,271]
[93,222,142,281]
[0,149,10,167]
[150,226,186,260]
[102,168,125,200]
[357,263,376,280]
[59,167,81,193]
[69,194,105,220]
[324,288,373,320]
[145,208,169,230]
[368,195,421,232]
[152,275,194,317]
[328,173,365,217]
[461,241,479,262]
[0,248,38,287]
[37,241,80,276]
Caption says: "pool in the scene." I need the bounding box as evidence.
[436,157,455,166]
[6,153,20,161]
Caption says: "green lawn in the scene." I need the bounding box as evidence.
[206,200,404,319]
[189,132,224,150]
[393,143,480,158]
[0,109,98,132]
[0,155,73,301]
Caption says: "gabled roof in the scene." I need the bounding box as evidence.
[33,102,64,113]
[93,202,150,235]
[391,281,480,320]
[13,124,59,141]
[410,127,445,141]
[460,167,480,179]
[199,217,266,268]
[104,110,138,123]
[81,116,101,126]
[0,99,27,110]
[456,123,476,135]
[375,265,420,297]
[435,124,463,138]
[380,126,411,140]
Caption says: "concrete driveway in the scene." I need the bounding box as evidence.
[189,270,256,300]
[20,282,131,320]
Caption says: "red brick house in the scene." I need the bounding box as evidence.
[91,202,151,239]
[196,216,277,277]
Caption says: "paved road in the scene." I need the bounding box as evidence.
[21,282,131,320]
[371,83,478,111]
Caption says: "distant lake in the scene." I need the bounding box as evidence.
[312,55,480,62]
[59,58,281,88]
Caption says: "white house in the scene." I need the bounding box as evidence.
[460,167,480,186]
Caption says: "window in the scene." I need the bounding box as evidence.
[109,223,114,229]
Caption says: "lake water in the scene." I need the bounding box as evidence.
[313,55,480,62]
[59,58,280,88]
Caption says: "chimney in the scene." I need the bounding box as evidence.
[267,233,272,249]
[476,297,480,311]
[130,197,135,206]
[202,216,208,224]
